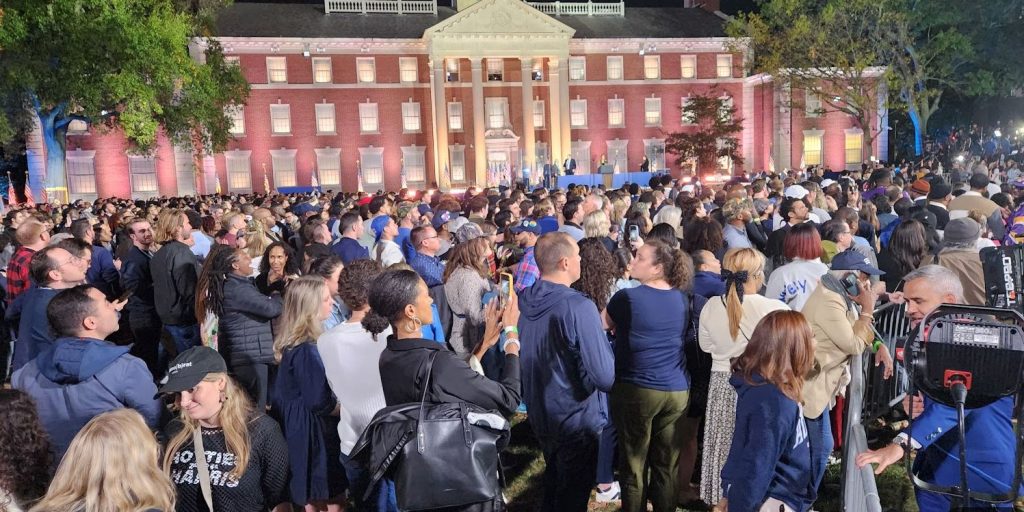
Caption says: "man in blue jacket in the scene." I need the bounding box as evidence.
[857,265,1019,510]
[13,285,162,465]
[518,232,615,512]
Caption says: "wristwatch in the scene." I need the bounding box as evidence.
[893,433,912,456]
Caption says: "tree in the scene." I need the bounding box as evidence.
[665,91,743,176]
[0,0,249,201]
[728,0,892,163]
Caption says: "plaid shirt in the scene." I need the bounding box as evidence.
[513,246,540,292]
[6,246,36,304]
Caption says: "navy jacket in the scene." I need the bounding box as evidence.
[517,280,614,440]
[120,245,158,318]
[87,245,120,299]
[219,274,283,367]
[692,271,726,298]
[332,236,369,265]
[7,287,60,372]
[721,373,815,512]
[151,240,199,326]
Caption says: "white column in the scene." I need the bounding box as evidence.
[430,58,451,191]
[557,57,571,167]
[470,57,487,186]
[520,57,536,182]
[547,57,563,168]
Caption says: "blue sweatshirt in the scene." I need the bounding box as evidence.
[721,373,815,512]
[518,279,615,440]
[7,287,60,371]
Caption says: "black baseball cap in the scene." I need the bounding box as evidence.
[157,346,228,397]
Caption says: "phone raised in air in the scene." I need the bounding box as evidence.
[115,287,136,303]
[628,224,640,243]
[498,273,513,309]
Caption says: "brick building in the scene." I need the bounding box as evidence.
[32,0,888,200]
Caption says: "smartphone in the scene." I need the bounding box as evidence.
[628,225,640,243]
[840,273,860,296]
[498,273,513,309]
[116,287,136,303]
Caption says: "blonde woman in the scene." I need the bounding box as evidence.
[245,223,272,277]
[160,347,289,512]
[272,276,345,512]
[697,248,789,506]
[31,409,174,512]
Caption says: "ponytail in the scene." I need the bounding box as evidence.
[721,247,766,341]
[644,238,694,290]
[361,310,391,341]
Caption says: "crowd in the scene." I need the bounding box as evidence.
[1,156,1023,512]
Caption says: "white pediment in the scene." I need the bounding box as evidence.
[424,0,575,39]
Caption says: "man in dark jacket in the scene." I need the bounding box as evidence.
[13,285,162,464]
[120,218,163,378]
[150,209,200,354]
[518,232,615,512]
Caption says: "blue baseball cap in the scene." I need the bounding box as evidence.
[370,215,391,243]
[509,218,542,235]
[831,249,884,275]
[431,210,454,230]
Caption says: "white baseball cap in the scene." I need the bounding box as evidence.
[784,185,809,199]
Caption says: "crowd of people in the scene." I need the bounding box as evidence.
[1,156,1023,512]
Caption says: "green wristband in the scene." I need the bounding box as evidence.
[872,339,883,353]
[503,325,519,336]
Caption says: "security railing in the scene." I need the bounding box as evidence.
[324,0,437,14]
[524,0,625,16]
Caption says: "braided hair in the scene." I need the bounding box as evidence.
[196,245,243,321]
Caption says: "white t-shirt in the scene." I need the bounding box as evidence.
[764,258,829,311]
[699,294,790,372]
[317,321,393,455]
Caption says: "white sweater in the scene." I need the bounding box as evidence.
[764,258,829,311]
[699,294,790,372]
[317,321,393,455]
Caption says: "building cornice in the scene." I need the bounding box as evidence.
[197,37,428,54]
[568,37,746,54]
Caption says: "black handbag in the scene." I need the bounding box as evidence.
[392,351,509,511]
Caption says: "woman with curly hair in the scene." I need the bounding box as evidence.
[572,238,620,311]
[0,390,50,512]
[681,216,725,259]
[256,241,301,296]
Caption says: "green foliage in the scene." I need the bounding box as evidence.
[0,0,248,155]
[665,91,744,174]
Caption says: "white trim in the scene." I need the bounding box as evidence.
[356,57,376,83]
[312,57,333,84]
[568,56,586,81]
[314,147,342,186]
[315,103,337,135]
[643,55,661,80]
[269,103,291,135]
[358,146,385,187]
[269,148,298,188]
[224,150,253,193]
[606,55,624,81]
[266,56,288,83]
[127,154,159,198]
[680,54,697,79]
[401,145,427,183]
[399,56,419,83]
[607,97,624,128]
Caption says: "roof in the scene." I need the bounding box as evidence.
[216,2,727,39]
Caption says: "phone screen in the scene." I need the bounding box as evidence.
[116,287,136,303]
[629,225,640,242]
[498,274,513,309]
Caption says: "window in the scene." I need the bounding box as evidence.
[359,147,384,186]
[533,100,545,128]
[314,148,341,187]
[174,150,196,196]
[805,90,823,118]
[607,139,627,173]
[356,57,375,83]
[225,56,240,67]
[66,150,97,200]
[718,96,734,123]
[402,102,421,133]
[680,55,696,79]
[400,57,418,83]
[535,143,549,166]
[225,150,252,192]
[270,149,297,188]
[570,141,591,173]
[803,130,823,166]
[845,129,863,167]
[486,58,503,81]
[266,56,287,83]
[485,97,508,129]
[227,106,245,136]
[315,103,336,134]
[402,146,426,183]
[532,59,543,81]
[607,98,624,128]
[606,56,623,81]
[681,97,697,125]
[644,138,666,171]
[128,156,158,198]
[446,59,460,82]
[644,97,661,126]
[568,56,586,81]
[67,119,89,134]
[450,145,466,182]
[570,99,587,128]
[359,103,378,133]
[270,104,291,135]
[448,102,463,131]
[643,55,660,80]
[312,57,332,84]
[716,54,733,78]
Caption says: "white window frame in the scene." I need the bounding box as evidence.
[359,102,379,134]
[66,150,97,200]
[486,58,503,81]
[401,102,422,133]
[716,54,733,78]
[607,98,624,128]
[312,57,332,84]
[644,97,662,127]
[356,57,376,84]
[643,55,660,80]
[803,129,824,166]
[450,145,466,182]
[266,56,287,83]
[227,106,245,136]
[448,102,463,132]
[225,150,252,193]
[315,103,336,135]
[533,100,545,129]
[446,58,460,82]
[485,97,508,130]
[570,140,591,174]
[570,99,587,129]
[681,97,697,125]
[805,90,823,118]
[402,146,427,183]
[269,104,291,135]
[399,57,418,84]
[173,149,196,197]
[607,139,628,173]
[568,56,586,81]
[606,56,623,81]
[644,138,666,171]
[680,55,697,79]
[270,149,298,188]
[358,147,385,187]
[845,128,864,168]
[314,148,342,187]
[127,155,158,198]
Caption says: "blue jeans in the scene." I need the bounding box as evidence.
[164,323,200,355]
[805,412,832,503]
[339,451,398,512]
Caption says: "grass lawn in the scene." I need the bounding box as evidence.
[502,414,919,512]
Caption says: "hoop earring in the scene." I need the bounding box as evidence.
[405,317,423,333]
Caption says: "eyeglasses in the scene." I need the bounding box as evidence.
[57,255,83,267]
